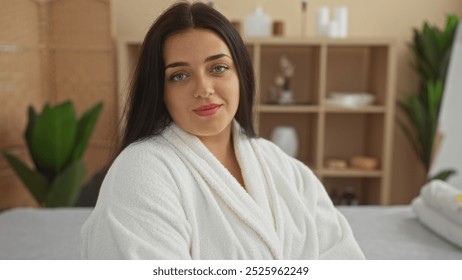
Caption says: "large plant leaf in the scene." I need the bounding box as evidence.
[45,159,85,207]
[2,152,48,203]
[29,101,78,174]
[71,102,103,161]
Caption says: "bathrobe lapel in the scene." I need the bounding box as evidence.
[163,122,284,259]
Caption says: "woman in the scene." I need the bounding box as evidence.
[81,1,364,260]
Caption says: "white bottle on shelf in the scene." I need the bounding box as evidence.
[244,6,271,37]
[316,6,330,37]
[333,6,349,38]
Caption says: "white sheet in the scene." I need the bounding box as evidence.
[1,206,461,260]
[0,208,90,260]
[338,205,462,259]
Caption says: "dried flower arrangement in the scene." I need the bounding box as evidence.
[274,54,296,104]
[274,54,295,90]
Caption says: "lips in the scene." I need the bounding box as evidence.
[193,103,222,117]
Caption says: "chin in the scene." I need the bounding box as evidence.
[189,121,232,138]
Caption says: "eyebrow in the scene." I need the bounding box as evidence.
[165,53,231,69]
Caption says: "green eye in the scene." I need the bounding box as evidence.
[212,65,229,73]
[171,72,188,81]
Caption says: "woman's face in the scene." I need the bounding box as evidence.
[163,28,240,140]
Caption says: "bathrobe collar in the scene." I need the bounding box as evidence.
[162,120,284,259]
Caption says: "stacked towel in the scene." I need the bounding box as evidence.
[411,179,462,248]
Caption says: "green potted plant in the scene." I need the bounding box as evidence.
[397,14,459,181]
[2,101,103,207]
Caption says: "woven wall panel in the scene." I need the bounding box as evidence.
[0,0,40,45]
[0,0,116,209]
[0,50,43,147]
[53,50,114,84]
[49,0,111,47]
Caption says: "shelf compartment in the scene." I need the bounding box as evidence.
[258,112,318,169]
[323,177,381,205]
[323,113,384,166]
[259,45,321,105]
[326,45,390,106]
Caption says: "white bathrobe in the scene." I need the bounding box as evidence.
[81,121,364,259]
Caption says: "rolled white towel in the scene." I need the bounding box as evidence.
[420,179,462,227]
[412,196,462,249]
[421,179,462,211]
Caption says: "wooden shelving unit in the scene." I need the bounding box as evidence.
[248,37,396,205]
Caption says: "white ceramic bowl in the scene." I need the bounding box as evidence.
[326,92,375,108]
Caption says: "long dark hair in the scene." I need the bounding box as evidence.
[119,1,256,152]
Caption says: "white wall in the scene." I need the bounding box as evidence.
[430,22,462,189]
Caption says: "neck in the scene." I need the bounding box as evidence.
[198,125,233,164]
[198,124,245,188]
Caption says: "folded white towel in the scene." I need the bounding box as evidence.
[420,179,462,227]
[412,196,462,249]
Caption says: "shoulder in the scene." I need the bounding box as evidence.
[114,137,178,175]
[99,136,186,202]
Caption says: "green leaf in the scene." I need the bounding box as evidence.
[29,101,78,174]
[25,106,37,149]
[412,29,435,82]
[399,94,433,170]
[71,102,103,161]
[426,79,444,133]
[45,159,85,207]
[428,169,457,181]
[2,152,49,203]
[408,96,426,135]
[24,106,40,170]
[421,24,440,79]
[441,15,459,49]
[396,117,423,163]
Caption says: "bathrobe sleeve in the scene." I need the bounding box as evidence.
[292,159,365,259]
[81,143,192,259]
[258,139,365,259]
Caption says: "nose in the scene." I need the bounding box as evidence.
[193,73,214,98]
